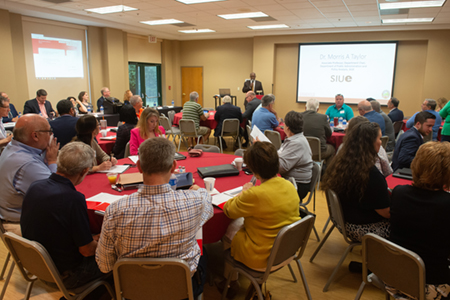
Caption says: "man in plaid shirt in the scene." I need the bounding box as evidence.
[96,137,213,296]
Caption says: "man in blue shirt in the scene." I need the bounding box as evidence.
[0,92,18,123]
[358,100,386,135]
[406,99,442,141]
[325,94,354,121]
[252,94,279,132]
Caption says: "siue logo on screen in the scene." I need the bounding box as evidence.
[330,75,352,82]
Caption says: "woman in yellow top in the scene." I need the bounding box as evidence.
[223,141,301,270]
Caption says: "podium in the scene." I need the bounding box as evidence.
[213,95,237,109]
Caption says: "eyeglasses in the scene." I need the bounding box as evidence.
[0,105,9,109]
[35,128,53,134]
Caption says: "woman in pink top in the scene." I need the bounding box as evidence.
[129,108,165,155]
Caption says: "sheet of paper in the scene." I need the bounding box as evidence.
[250,125,271,143]
[97,164,130,174]
[223,186,243,197]
[87,192,124,204]
[208,188,220,196]
[99,136,116,140]
[128,155,139,164]
[211,193,233,207]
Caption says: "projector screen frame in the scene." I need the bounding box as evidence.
[296,41,399,106]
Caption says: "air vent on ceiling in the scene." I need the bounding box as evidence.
[380,8,409,15]
[41,0,72,3]
[250,16,277,22]
[173,22,195,27]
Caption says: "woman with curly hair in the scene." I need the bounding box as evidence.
[321,121,390,242]
[129,107,165,155]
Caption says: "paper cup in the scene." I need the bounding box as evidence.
[234,157,243,171]
[100,119,107,130]
[203,177,216,193]
[101,130,108,137]
[107,172,118,185]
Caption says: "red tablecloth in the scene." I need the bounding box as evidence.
[385,174,412,190]
[96,127,116,154]
[326,131,345,150]
[78,152,254,244]
[173,112,218,129]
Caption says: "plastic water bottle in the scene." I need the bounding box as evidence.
[339,117,343,126]
[330,121,334,130]
[18,112,22,118]
[100,106,104,114]
[171,99,174,106]
[153,102,157,109]
[169,174,178,191]
[342,119,347,128]
[87,106,91,114]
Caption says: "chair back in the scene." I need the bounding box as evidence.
[306,136,321,162]
[301,163,320,207]
[362,233,426,300]
[246,125,253,144]
[221,119,240,136]
[194,144,220,153]
[381,136,389,149]
[124,142,130,158]
[264,130,281,150]
[393,121,403,135]
[179,120,198,136]
[159,116,173,133]
[263,216,315,281]
[234,149,246,157]
[168,110,176,125]
[325,189,353,244]
[113,257,194,300]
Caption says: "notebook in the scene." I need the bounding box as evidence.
[392,168,413,180]
[197,164,239,178]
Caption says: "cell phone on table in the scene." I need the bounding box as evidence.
[243,167,252,175]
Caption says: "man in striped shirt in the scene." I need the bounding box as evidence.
[182,91,211,147]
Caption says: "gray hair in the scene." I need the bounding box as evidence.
[0,96,9,108]
[57,142,95,176]
[261,94,275,107]
[425,98,437,110]
[190,91,199,101]
[101,87,109,96]
[370,100,381,113]
[222,96,231,104]
[306,98,319,111]
[139,137,175,175]
[130,95,142,106]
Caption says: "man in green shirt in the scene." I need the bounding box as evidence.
[325,93,354,121]
[182,91,211,147]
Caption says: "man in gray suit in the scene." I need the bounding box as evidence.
[370,100,395,152]
[301,98,334,166]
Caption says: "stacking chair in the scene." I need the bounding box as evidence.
[306,136,324,211]
[393,121,403,137]
[354,233,426,300]
[246,125,253,144]
[264,130,281,150]
[2,232,115,300]
[234,149,246,157]
[124,142,130,158]
[178,119,204,152]
[300,163,321,242]
[0,220,13,300]
[114,257,198,300]
[194,144,220,153]
[160,115,181,145]
[222,216,316,300]
[219,119,241,153]
[309,189,361,292]
[381,136,389,149]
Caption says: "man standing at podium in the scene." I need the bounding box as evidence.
[242,72,264,95]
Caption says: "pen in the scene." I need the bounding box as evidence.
[110,153,114,162]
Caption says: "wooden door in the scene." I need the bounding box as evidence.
[181,67,203,106]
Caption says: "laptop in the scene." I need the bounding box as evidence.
[392,168,413,180]
[197,164,239,178]
[219,88,231,97]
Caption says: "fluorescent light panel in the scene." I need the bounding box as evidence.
[84,5,137,14]
[218,12,268,19]
[382,18,434,23]
[140,19,184,25]
[380,1,445,10]
[248,24,289,30]
[176,0,225,3]
[178,29,216,33]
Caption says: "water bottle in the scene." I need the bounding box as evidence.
[18,112,22,118]
[342,119,347,128]
[169,173,178,191]
[39,112,43,117]
[330,120,334,130]
[339,117,343,126]
[171,99,174,106]
[100,106,104,114]
[87,106,91,114]
[153,102,157,109]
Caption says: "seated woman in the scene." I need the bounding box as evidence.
[220,142,301,294]
[77,91,93,114]
[123,89,133,105]
[112,105,138,159]
[278,110,313,201]
[73,115,117,172]
[389,142,450,300]
[129,108,165,155]
[322,121,390,242]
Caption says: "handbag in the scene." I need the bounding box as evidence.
[188,148,203,157]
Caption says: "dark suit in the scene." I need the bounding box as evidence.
[242,79,264,95]
[388,108,404,123]
[23,99,55,117]
[391,127,422,171]
[242,98,261,122]
[97,96,106,112]
[49,114,79,149]
[214,103,242,137]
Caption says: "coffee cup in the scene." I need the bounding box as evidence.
[203,177,216,193]
[234,157,243,171]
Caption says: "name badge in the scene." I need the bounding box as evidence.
[340,110,345,114]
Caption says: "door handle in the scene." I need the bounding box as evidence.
[182,93,186,96]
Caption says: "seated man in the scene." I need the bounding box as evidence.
[371,100,395,152]
[182,91,211,147]
[0,95,13,149]
[214,95,243,149]
[387,97,404,123]
[242,91,261,122]
[50,99,79,149]
[96,137,213,297]
[0,114,58,234]
[325,94,354,121]
[96,87,110,112]
[406,98,442,141]
[392,111,435,171]
[21,142,105,290]
[301,98,334,165]
[358,100,386,135]
[252,94,279,132]
[130,95,143,118]
[23,89,55,119]
[0,92,18,123]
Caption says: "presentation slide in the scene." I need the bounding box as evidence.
[31,33,84,78]
[297,42,397,105]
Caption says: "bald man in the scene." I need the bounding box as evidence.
[242,72,264,95]
[358,100,386,135]
[0,114,59,234]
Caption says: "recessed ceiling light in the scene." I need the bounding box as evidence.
[176,0,225,3]
[380,1,445,10]
[382,18,434,23]
[178,29,216,33]
[218,12,268,19]
[248,24,289,30]
[84,5,138,14]
[140,19,184,25]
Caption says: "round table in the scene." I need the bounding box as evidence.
[96,127,117,154]
[173,112,218,129]
[77,152,254,244]
[385,174,412,190]
[326,131,345,150]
